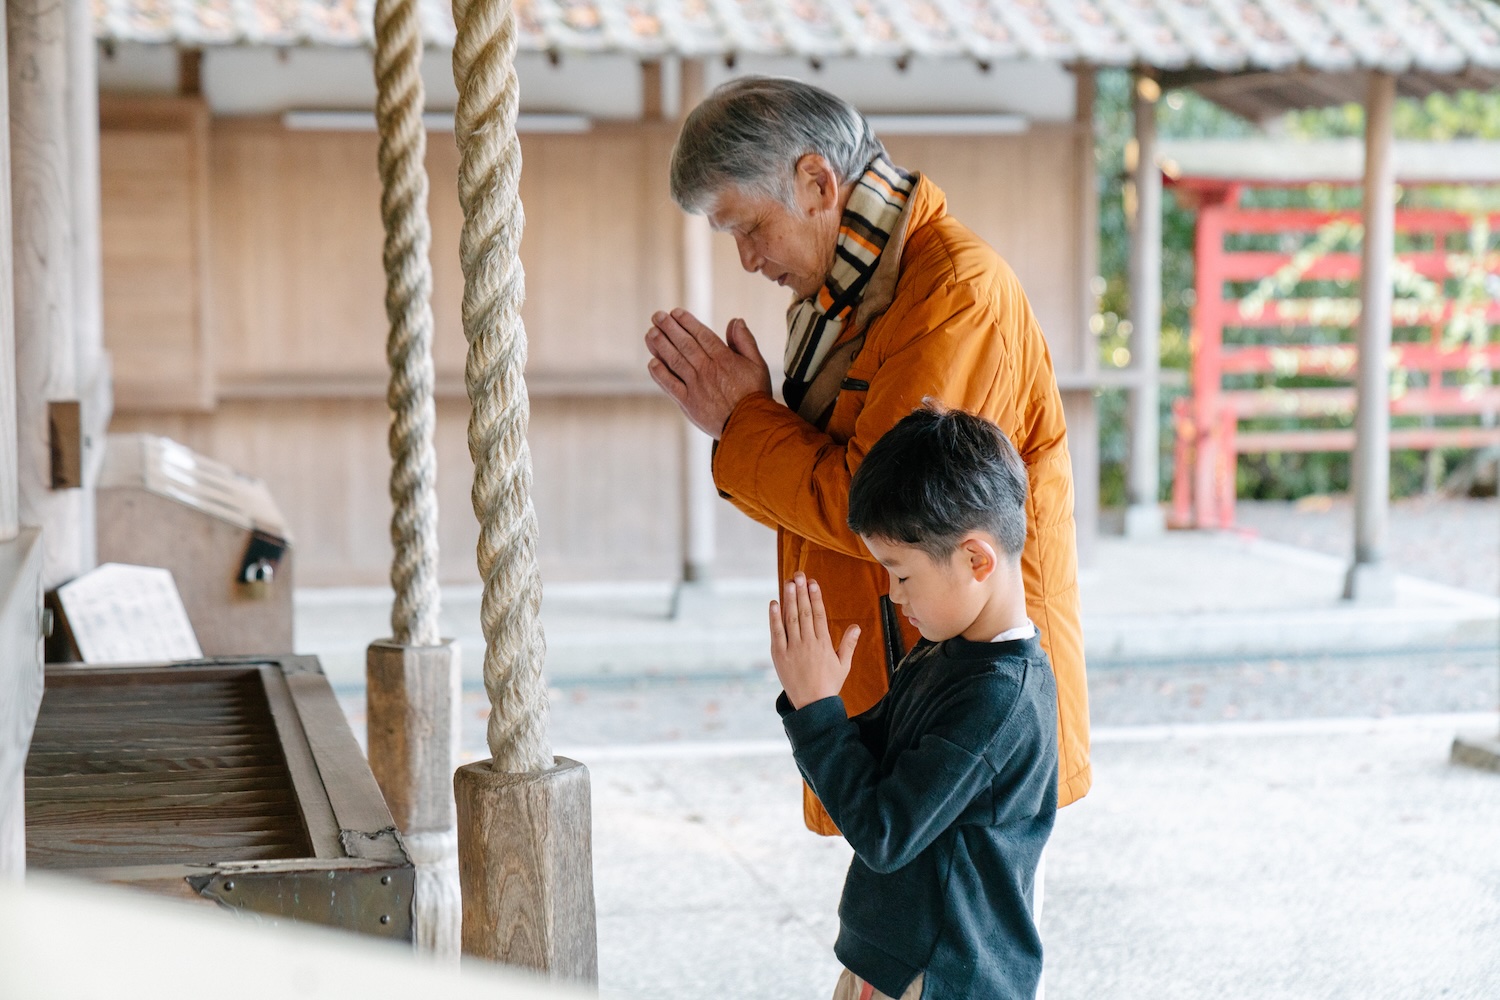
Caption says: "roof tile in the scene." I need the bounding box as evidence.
[93,0,1500,83]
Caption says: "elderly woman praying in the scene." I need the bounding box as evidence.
[643,77,1091,837]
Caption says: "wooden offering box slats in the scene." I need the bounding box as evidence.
[27,670,311,866]
[25,657,414,940]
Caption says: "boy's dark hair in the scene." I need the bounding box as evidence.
[848,405,1028,560]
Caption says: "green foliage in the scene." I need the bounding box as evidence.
[1284,90,1500,141]
[1092,71,1500,508]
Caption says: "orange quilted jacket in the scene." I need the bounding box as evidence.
[713,175,1091,834]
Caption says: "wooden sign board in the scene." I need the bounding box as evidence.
[55,563,202,664]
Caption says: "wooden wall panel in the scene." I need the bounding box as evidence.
[885,127,1084,374]
[105,114,1082,586]
[113,395,692,586]
[206,122,681,392]
[510,125,683,376]
[208,122,389,382]
[98,97,212,410]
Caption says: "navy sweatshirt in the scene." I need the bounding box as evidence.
[778,632,1058,1000]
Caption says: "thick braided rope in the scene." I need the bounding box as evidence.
[451,0,551,773]
[374,0,441,647]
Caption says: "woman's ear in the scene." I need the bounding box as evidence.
[961,536,998,583]
[794,153,841,214]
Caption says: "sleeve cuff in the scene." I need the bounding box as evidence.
[781,695,848,749]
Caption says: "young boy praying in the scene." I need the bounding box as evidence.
[769,405,1057,1000]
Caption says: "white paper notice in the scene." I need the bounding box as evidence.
[57,562,204,664]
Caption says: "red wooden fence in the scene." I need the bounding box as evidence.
[1171,180,1500,529]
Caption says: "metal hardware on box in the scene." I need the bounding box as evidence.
[237,530,288,598]
[192,866,414,940]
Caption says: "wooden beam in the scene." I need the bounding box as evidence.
[1125,73,1164,538]
[177,49,202,97]
[1157,138,1500,185]
[640,60,663,122]
[8,0,97,588]
[1344,71,1397,603]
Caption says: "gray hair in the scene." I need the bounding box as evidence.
[669,76,886,215]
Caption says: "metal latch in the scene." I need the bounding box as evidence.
[237,530,287,599]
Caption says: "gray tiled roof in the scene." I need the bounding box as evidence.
[93,0,1500,70]
[94,0,1500,112]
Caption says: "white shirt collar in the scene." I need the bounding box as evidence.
[990,620,1037,643]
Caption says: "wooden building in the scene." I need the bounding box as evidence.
[88,0,1500,589]
[92,4,1106,587]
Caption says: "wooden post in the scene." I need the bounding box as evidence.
[680,210,716,584]
[674,59,715,610]
[0,1,43,883]
[0,529,46,881]
[454,758,597,978]
[367,640,462,954]
[0,0,19,544]
[1070,65,1100,565]
[65,0,107,455]
[1343,72,1397,603]
[1125,73,1165,537]
[8,0,95,589]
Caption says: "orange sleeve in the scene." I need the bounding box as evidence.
[712,284,1009,557]
[709,439,783,532]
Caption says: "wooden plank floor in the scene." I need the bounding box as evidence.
[26,669,313,868]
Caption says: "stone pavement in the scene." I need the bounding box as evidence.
[333,685,1500,1000]
[297,526,1500,689]
[306,514,1500,999]
[564,715,1500,1000]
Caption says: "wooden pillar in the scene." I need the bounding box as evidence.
[1343,71,1397,603]
[0,0,18,544]
[8,0,96,589]
[680,212,716,585]
[1071,66,1099,565]
[0,0,44,884]
[65,0,106,448]
[676,59,715,603]
[367,640,462,955]
[0,528,44,881]
[1124,73,1164,537]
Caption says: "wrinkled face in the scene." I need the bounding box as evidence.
[704,168,842,301]
[863,534,986,643]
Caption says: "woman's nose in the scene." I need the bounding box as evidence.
[734,236,761,274]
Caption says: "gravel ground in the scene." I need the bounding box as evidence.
[1234,495,1499,596]
[337,495,1500,755]
[330,646,1500,759]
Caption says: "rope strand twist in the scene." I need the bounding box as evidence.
[374,0,441,647]
[451,0,551,773]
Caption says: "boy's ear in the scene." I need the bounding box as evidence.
[960,535,998,583]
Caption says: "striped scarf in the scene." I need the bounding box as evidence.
[783,155,916,414]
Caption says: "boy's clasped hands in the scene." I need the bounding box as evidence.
[768,573,861,710]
